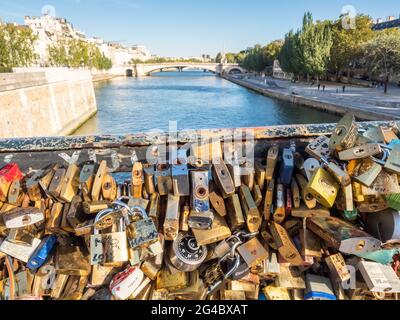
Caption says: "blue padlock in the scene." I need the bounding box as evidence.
[27,235,57,270]
[279,148,294,185]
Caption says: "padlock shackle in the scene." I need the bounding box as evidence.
[94,208,114,224]
[129,206,148,219]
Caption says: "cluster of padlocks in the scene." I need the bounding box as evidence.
[0,113,400,300]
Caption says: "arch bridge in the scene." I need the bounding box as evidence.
[115,63,246,77]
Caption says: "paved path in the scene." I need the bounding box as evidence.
[231,75,400,120]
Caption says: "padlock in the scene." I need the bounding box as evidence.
[168,233,208,272]
[307,168,339,208]
[179,204,191,231]
[48,168,66,201]
[304,274,337,300]
[358,197,389,213]
[66,195,87,228]
[127,205,159,250]
[255,162,266,191]
[361,171,400,196]
[305,136,331,159]
[213,160,235,199]
[191,170,210,212]
[38,164,59,198]
[295,174,317,209]
[269,222,303,266]
[83,200,110,215]
[303,158,321,181]
[79,163,95,202]
[102,174,117,201]
[254,185,263,209]
[273,184,286,224]
[46,202,64,233]
[237,237,268,268]
[59,164,80,203]
[291,204,330,218]
[241,160,255,190]
[324,252,351,283]
[209,182,226,217]
[91,161,108,201]
[276,266,306,290]
[172,162,190,197]
[164,194,180,241]
[352,159,382,187]
[358,260,400,293]
[306,216,381,255]
[263,179,275,221]
[338,143,383,161]
[144,165,156,195]
[148,192,160,229]
[2,207,44,229]
[188,211,214,230]
[329,113,358,153]
[366,209,400,244]
[7,180,21,205]
[110,265,145,300]
[26,235,57,270]
[0,163,23,203]
[226,194,245,231]
[155,164,173,196]
[131,162,144,198]
[384,144,400,174]
[265,145,279,181]
[263,286,291,300]
[90,209,129,266]
[279,148,294,185]
[291,179,301,209]
[226,157,242,189]
[239,185,261,233]
[0,237,41,263]
[55,237,91,276]
[192,214,231,246]
[320,158,351,187]
[156,268,190,292]
[50,274,69,299]
[201,251,241,295]
[293,152,305,171]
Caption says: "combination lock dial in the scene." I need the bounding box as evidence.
[168,233,208,272]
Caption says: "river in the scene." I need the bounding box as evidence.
[73,71,339,136]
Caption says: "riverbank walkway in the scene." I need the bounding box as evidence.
[229,74,400,120]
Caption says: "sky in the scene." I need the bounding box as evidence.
[0,0,399,57]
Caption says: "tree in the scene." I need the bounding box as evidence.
[215,52,223,63]
[279,30,303,77]
[0,24,37,72]
[48,39,112,70]
[329,14,375,79]
[298,12,333,82]
[362,30,400,94]
[262,40,283,67]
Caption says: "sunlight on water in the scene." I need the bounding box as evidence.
[73,71,340,136]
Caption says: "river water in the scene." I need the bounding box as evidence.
[73,71,339,136]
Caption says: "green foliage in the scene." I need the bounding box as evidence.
[239,41,283,72]
[362,30,400,93]
[0,24,37,71]
[48,39,112,70]
[279,30,302,76]
[215,52,223,63]
[329,14,375,75]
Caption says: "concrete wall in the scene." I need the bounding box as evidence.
[0,68,97,138]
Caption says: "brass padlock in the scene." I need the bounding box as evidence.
[92,161,108,201]
[102,174,117,201]
[306,136,331,159]
[79,164,95,202]
[127,205,159,250]
[307,168,339,208]
[265,145,279,181]
[213,160,235,199]
[192,214,231,246]
[209,182,227,217]
[59,164,80,203]
[164,194,180,241]
[263,179,275,221]
[131,162,144,199]
[329,113,358,153]
[55,237,91,276]
[226,194,245,231]
[90,209,129,266]
[239,185,261,233]
[296,174,317,209]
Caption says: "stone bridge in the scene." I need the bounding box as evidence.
[111,63,246,77]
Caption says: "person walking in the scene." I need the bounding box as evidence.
[342,85,346,93]
[318,83,321,91]
[323,85,326,92]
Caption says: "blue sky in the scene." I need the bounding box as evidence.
[0,0,399,57]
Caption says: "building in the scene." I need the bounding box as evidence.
[131,45,152,62]
[24,14,87,66]
[272,60,292,80]
[372,15,400,31]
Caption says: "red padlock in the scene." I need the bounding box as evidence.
[109,265,144,300]
[0,163,23,202]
